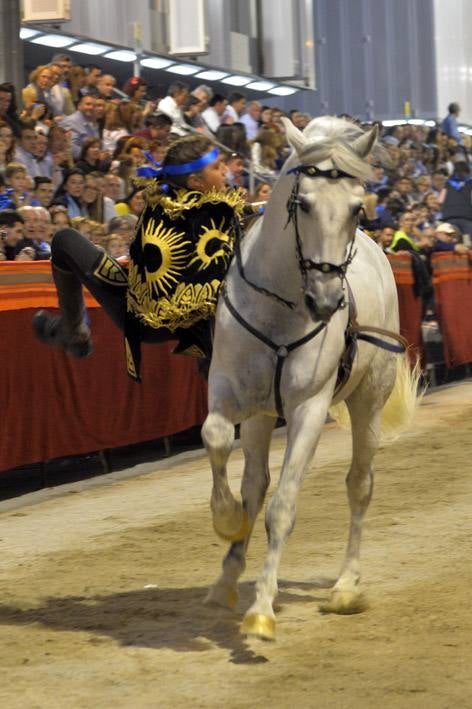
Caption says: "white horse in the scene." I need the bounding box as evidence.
[202,116,418,640]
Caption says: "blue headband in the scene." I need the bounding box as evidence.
[161,147,220,176]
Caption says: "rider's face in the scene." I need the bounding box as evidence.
[191,155,228,192]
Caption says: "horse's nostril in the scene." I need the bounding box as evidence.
[299,197,310,213]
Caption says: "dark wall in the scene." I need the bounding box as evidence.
[269,0,437,120]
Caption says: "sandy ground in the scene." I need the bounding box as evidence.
[0,381,471,709]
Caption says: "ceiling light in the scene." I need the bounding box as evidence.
[104,50,137,62]
[382,119,407,127]
[165,64,203,75]
[246,81,275,91]
[20,28,40,40]
[140,57,175,70]
[70,42,112,55]
[221,75,252,86]
[195,70,229,81]
[268,86,299,96]
[31,34,76,48]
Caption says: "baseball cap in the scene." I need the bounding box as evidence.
[435,222,457,235]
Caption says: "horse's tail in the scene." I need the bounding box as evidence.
[329,352,422,438]
[380,352,422,438]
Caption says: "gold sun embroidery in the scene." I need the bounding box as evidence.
[189,217,232,271]
[141,217,190,295]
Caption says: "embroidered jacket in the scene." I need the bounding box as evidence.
[124,184,245,380]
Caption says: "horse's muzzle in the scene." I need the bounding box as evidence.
[304,290,344,323]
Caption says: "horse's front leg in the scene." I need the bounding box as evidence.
[322,370,389,614]
[205,415,275,609]
[242,394,331,640]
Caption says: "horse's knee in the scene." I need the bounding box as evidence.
[202,413,234,464]
[265,495,296,544]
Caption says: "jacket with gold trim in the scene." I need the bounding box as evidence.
[124,184,245,380]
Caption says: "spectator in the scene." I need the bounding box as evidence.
[0,121,15,175]
[0,82,22,137]
[250,181,272,204]
[215,123,249,158]
[82,172,116,223]
[250,128,280,177]
[103,173,124,204]
[223,92,246,124]
[4,162,31,208]
[157,81,190,137]
[17,205,49,259]
[223,152,246,188]
[202,93,227,134]
[440,102,463,147]
[48,62,75,118]
[433,222,469,253]
[135,112,172,146]
[96,74,117,102]
[60,95,99,159]
[376,224,395,253]
[51,168,87,218]
[50,53,73,87]
[189,85,213,134]
[33,176,55,207]
[240,101,262,141]
[0,209,24,259]
[106,214,138,246]
[68,65,86,104]
[33,205,53,257]
[438,160,472,242]
[430,169,448,197]
[183,94,204,128]
[14,122,40,177]
[105,233,128,260]
[30,130,56,180]
[102,103,132,154]
[78,65,102,99]
[115,187,145,218]
[50,205,72,234]
[22,65,54,114]
[75,137,111,175]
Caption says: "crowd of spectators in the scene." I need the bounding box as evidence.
[0,54,471,323]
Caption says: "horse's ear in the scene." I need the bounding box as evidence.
[280,116,307,155]
[351,125,379,158]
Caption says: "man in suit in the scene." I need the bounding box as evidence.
[60,95,99,160]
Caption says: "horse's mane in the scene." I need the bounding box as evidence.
[291,116,380,182]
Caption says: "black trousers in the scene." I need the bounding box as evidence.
[51,228,177,345]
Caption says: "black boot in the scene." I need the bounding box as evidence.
[33,265,93,358]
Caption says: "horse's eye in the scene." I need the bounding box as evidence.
[352,203,363,216]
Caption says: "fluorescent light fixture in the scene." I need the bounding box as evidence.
[70,41,112,55]
[195,69,229,81]
[104,50,137,62]
[20,27,40,40]
[221,75,252,86]
[165,64,203,75]
[382,119,407,127]
[407,119,427,125]
[268,86,299,96]
[32,33,76,48]
[246,80,275,91]
[424,120,436,127]
[140,56,175,70]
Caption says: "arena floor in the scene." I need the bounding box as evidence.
[0,381,471,709]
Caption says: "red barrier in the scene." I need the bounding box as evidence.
[387,253,424,364]
[431,253,472,367]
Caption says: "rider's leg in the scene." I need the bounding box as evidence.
[33,228,128,356]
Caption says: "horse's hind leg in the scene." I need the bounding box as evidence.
[205,415,275,609]
[323,364,393,614]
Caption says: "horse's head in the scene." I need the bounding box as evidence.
[281,117,378,323]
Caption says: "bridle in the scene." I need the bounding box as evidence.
[285,163,359,314]
[221,161,407,418]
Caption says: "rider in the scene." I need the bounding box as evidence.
[33,134,246,380]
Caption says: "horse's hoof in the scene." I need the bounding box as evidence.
[240,613,276,641]
[203,584,239,610]
[213,509,250,543]
[320,589,368,615]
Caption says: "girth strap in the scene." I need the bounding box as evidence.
[221,286,325,417]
